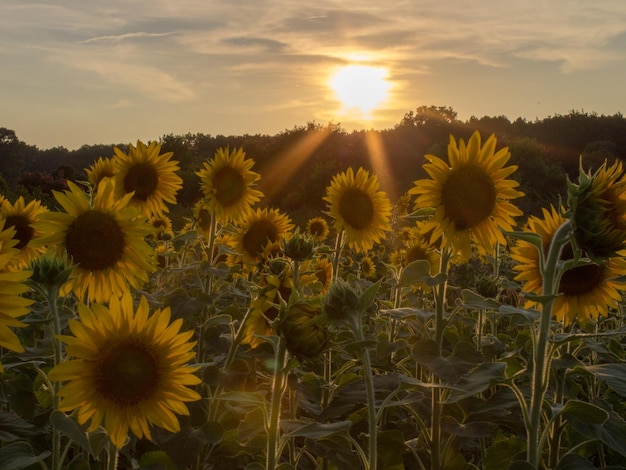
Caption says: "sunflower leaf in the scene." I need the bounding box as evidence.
[50,410,90,453]
[504,231,544,253]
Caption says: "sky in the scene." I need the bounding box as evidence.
[1,0,626,150]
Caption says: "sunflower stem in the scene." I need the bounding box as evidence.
[353,322,378,470]
[107,441,119,470]
[45,284,64,470]
[527,220,571,468]
[431,249,450,470]
[266,336,288,470]
[331,230,345,281]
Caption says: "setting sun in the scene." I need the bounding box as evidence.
[329,64,391,117]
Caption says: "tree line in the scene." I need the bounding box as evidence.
[2,106,625,226]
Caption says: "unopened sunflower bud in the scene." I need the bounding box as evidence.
[279,298,328,358]
[322,277,361,323]
[568,160,626,260]
[283,231,315,261]
[29,251,73,291]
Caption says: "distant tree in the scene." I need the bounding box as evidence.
[0,128,31,183]
[508,138,567,217]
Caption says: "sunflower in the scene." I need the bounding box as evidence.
[306,217,330,242]
[1,197,48,269]
[510,205,626,326]
[48,292,201,448]
[193,199,213,239]
[409,131,524,260]
[148,214,174,241]
[242,263,295,348]
[86,157,117,188]
[0,221,33,373]
[359,256,377,278]
[196,147,264,224]
[231,208,294,263]
[324,167,392,252]
[112,140,183,217]
[303,256,334,294]
[568,159,626,260]
[34,180,156,303]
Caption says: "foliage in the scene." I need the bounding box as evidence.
[2,117,626,469]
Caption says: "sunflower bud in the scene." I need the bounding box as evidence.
[29,250,73,291]
[279,297,328,358]
[322,277,361,323]
[283,231,315,261]
[568,160,626,260]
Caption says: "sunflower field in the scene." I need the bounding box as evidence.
[1,131,626,470]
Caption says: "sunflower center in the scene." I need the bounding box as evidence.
[66,210,125,271]
[309,220,326,237]
[339,188,374,230]
[441,165,497,230]
[95,340,161,407]
[4,215,34,249]
[242,220,279,257]
[213,166,245,207]
[406,245,428,264]
[559,263,605,297]
[123,162,159,201]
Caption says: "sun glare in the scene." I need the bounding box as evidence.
[329,64,391,117]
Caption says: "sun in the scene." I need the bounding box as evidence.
[329,64,391,116]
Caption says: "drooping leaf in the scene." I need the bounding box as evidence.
[281,420,351,438]
[461,289,501,310]
[446,362,506,403]
[50,410,90,453]
[0,410,43,442]
[0,441,50,470]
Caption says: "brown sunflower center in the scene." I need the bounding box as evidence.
[309,220,326,237]
[242,220,279,257]
[214,166,245,207]
[66,210,125,271]
[559,263,606,296]
[95,340,161,407]
[441,165,497,230]
[123,162,159,201]
[339,188,374,230]
[4,215,34,249]
[406,245,428,264]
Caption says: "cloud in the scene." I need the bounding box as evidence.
[78,32,177,44]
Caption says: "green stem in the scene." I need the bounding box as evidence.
[527,220,571,468]
[266,337,288,470]
[357,329,377,470]
[45,285,63,470]
[431,250,450,470]
[107,441,119,470]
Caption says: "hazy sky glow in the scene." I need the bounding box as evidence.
[1,0,626,149]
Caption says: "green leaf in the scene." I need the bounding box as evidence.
[483,435,526,470]
[584,363,626,397]
[281,420,352,438]
[498,304,541,323]
[446,362,506,403]
[461,289,501,310]
[398,260,431,287]
[504,230,544,252]
[0,410,42,442]
[555,453,597,470]
[565,399,626,458]
[558,400,608,425]
[377,429,407,470]
[0,441,50,470]
[357,277,382,313]
[139,451,178,470]
[50,410,90,453]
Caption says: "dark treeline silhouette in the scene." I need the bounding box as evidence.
[1,106,625,226]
